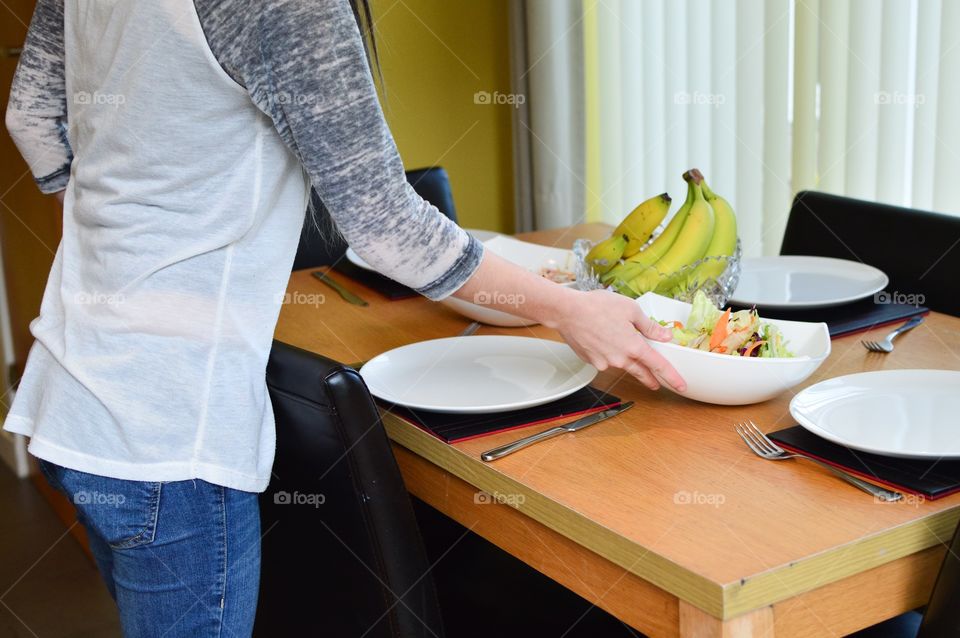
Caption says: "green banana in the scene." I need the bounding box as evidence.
[585,233,628,276]
[613,193,672,257]
[688,177,739,287]
[628,171,715,294]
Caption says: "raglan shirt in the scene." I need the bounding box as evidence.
[4,0,483,491]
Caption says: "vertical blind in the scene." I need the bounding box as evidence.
[525,0,960,254]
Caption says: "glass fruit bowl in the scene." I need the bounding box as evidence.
[573,237,742,307]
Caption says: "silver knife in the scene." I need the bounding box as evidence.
[480,401,634,462]
[312,271,369,307]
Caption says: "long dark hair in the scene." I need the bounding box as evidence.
[349,0,381,80]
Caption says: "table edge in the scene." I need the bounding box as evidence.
[383,413,960,620]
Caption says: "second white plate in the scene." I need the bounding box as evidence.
[790,370,960,459]
[359,336,597,413]
[730,256,888,309]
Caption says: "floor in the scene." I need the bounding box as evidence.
[0,464,121,638]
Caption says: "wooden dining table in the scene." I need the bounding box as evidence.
[275,223,960,638]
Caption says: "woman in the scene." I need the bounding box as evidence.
[4,0,684,635]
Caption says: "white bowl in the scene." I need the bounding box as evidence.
[439,236,577,327]
[635,293,831,405]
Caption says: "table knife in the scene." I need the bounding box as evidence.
[312,271,369,307]
[481,401,634,462]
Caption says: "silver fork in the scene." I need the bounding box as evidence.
[735,421,902,501]
[861,315,924,353]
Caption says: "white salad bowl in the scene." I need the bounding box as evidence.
[635,293,831,405]
[439,236,577,327]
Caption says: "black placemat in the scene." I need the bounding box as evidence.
[769,425,960,500]
[730,298,928,338]
[381,386,622,443]
[332,261,417,300]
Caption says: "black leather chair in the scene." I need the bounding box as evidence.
[255,340,443,637]
[915,519,960,637]
[847,516,960,637]
[292,166,459,270]
[780,191,960,317]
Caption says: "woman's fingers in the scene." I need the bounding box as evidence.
[632,306,673,341]
[624,362,660,390]
[625,336,687,392]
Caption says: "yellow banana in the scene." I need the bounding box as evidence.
[613,193,672,257]
[629,171,715,294]
[688,177,738,286]
[622,179,695,270]
[600,259,647,286]
[585,233,628,276]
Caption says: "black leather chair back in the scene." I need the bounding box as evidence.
[917,520,960,638]
[255,341,444,637]
[780,191,960,317]
[292,166,459,270]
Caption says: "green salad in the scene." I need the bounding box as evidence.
[659,291,794,358]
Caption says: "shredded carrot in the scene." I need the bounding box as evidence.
[709,308,731,351]
[672,321,684,329]
[742,340,766,357]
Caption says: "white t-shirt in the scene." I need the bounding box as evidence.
[4,0,482,492]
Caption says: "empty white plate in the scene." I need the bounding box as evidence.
[345,229,503,272]
[359,336,597,413]
[790,370,960,458]
[730,256,888,309]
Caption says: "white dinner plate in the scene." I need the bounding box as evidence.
[345,228,503,272]
[790,370,960,458]
[359,336,597,413]
[729,256,888,309]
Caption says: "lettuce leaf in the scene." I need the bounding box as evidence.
[759,324,794,358]
[686,291,722,333]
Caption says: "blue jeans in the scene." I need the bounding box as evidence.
[37,459,261,637]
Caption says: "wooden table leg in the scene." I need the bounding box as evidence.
[679,601,774,637]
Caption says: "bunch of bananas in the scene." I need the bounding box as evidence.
[583,168,738,298]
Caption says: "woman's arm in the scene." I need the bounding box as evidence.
[195,0,684,390]
[4,0,73,194]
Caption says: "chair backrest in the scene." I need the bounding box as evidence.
[292,166,459,270]
[917,520,960,638]
[780,191,960,316]
[255,340,444,638]
[404,166,458,222]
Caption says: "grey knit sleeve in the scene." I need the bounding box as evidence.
[4,0,73,194]
[193,0,483,299]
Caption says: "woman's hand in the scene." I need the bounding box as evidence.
[545,289,686,392]
[453,252,686,392]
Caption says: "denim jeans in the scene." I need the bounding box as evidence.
[37,459,261,637]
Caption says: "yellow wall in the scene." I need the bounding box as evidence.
[373,0,515,233]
